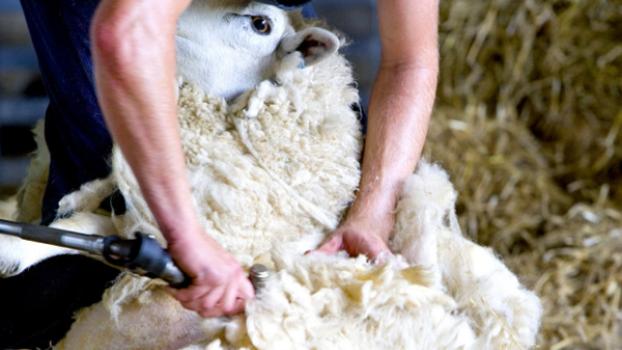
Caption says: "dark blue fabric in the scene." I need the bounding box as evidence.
[301,3,316,18]
[21,0,113,225]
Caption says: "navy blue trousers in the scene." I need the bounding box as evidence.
[1,2,316,348]
[21,0,113,226]
[0,1,119,348]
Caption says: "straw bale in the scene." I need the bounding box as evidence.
[437,0,622,202]
[430,0,622,348]
[425,105,572,254]
[506,204,622,349]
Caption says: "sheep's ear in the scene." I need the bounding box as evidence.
[279,27,340,67]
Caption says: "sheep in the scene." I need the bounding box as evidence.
[0,0,342,277]
[0,1,542,348]
[56,57,540,349]
[0,120,54,276]
[55,161,541,350]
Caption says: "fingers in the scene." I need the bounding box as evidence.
[348,234,392,262]
[312,231,392,262]
[167,235,255,317]
[170,275,254,318]
[366,243,392,263]
[172,285,210,304]
[363,236,390,259]
[203,285,226,310]
[314,234,343,255]
[223,281,238,312]
[198,298,245,318]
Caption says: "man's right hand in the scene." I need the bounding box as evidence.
[91,0,254,319]
[167,231,255,318]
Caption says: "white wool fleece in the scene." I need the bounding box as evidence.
[58,163,540,350]
[112,50,362,262]
[15,20,541,350]
[52,26,541,350]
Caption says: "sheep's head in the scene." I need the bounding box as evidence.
[176,0,339,99]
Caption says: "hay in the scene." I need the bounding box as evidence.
[428,0,622,348]
[425,105,572,253]
[507,204,622,349]
[437,0,622,202]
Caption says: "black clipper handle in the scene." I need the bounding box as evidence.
[102,233,191,288]
[101,233,271,291]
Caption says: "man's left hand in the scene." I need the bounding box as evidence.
[314,216,393,261]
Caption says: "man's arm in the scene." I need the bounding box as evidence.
[90,0,253,317]
[317,0,439,258]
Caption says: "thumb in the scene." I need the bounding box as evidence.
[369,245,392,264]
[358,237,392,263]
[314,234,343,255]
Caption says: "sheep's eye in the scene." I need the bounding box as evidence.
[251,16,272,35]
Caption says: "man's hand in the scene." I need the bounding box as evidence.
[315,218,392,261]
[168,231,254,318]
[315,196,394,261]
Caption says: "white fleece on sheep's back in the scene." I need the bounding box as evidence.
[111,52,362,262]
[59,169,541,349]
[57,50,540,349]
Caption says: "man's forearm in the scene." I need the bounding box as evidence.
[347,63,438,236]
[343,0,439,242]
[90,0,200,243]
[89,1,255,317]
